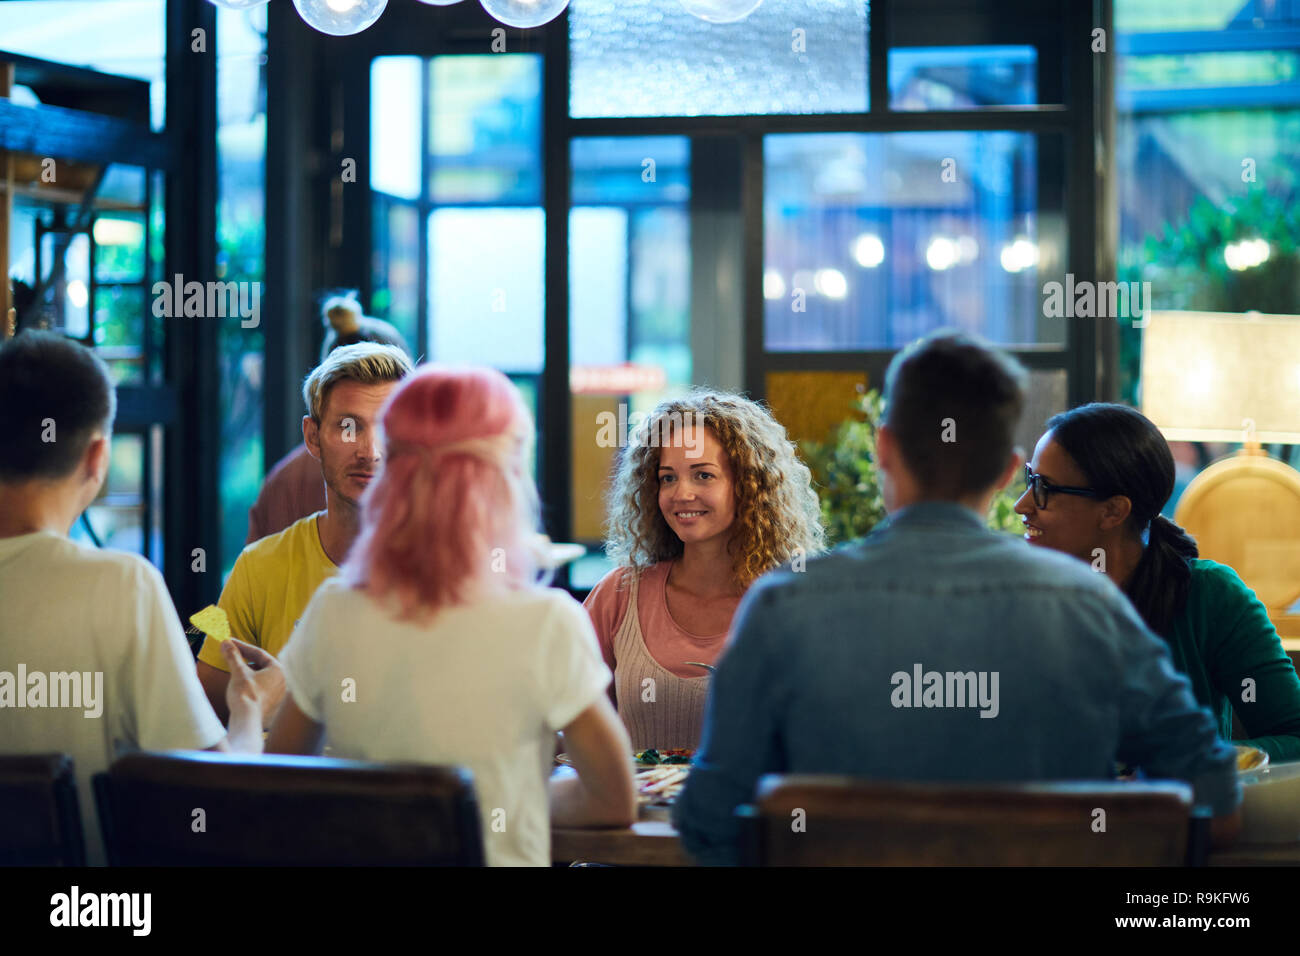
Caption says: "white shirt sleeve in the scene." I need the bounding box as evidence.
[542,593,614,732]
[277,583,329,723]
[124,558,226,751]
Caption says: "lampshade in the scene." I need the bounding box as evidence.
[1140,310,1300,444]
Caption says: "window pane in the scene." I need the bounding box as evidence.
[71,432,145,554]
[429,55,542,204]
[427,207,544,372]
[764,131,1061,350]
[371,197,420,348]
[890,46,1038,110]
[94,285,145,384]
[94,215,146,283]
[569,136,692,585]
[1115,3,1300,402]
[1116,0,1294,33]
[371,56,423,201]
[217,4,267,570]
[0,0,167,130]
[38,231,91,339]
[570,0,869,118]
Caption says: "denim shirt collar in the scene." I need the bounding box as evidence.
[884,500,989,533]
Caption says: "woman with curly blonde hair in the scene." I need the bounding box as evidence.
[583,390,825,751]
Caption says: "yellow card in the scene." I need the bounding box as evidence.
[189,604,231,643]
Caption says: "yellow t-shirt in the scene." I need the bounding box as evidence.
[197,512,338,672]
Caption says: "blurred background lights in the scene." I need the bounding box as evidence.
[763,269,786,300]
[814,268,848,299]
[999,236,1039,273]
[65,280,89,310]
[851,233,884,268]
[92,218,145,247]
[1224,238,1270,271]
[925,236,959,271]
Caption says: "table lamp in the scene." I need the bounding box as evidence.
[1141,311,1300,638]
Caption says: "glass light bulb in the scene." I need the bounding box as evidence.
[207,0,271,8]
[479,0,570,29]
[678,0,764,23]
[293,0,388,35]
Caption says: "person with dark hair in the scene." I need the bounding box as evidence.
[245,300,413,545]
[674,330,1241,865]
[1017,402,1300,762]
[0,331,274,864]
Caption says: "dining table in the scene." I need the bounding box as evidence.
[549,753,1300,867]
[552,816,695,867]
[551,817,1300,866]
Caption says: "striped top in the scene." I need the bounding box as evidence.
[585,563,739,751]
[612,572,713,750]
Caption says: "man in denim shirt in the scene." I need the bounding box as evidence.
[674,331,1242,865]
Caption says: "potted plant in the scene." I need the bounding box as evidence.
[800,388,1026,546]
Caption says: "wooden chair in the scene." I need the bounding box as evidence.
[0,754,86,866]
[93,751,484,866]
[737,775,1197,866]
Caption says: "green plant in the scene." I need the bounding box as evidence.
[800,389,1026,546]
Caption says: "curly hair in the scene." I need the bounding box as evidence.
[603,390,826,588]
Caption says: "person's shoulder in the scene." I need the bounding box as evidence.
[263,443,312,480]
[276,444,319,480]
[1188,557,1251,596]
[587,564,643,598]
[241,512,321,562]
[497,585,591,641]
[1185,558,1266,628]
[42,536,162,589]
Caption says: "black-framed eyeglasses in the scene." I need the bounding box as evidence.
[1023,464,1103,509]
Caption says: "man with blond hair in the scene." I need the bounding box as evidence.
[197,342,413,723]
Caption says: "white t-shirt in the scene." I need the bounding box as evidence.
[0,532,225,865]
[279,578,612,867]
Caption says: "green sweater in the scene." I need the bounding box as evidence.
[1161,559,1300,763]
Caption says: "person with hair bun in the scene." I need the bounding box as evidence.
[268,366,636,866]
[1017,402,1300,762]
[584,390,825,752]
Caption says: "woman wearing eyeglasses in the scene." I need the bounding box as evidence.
[1016,402,1300,762]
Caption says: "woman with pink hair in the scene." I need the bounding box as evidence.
[268,365,635,866]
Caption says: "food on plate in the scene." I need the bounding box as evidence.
[635,748,695,766]
[1235,745,1268,773]
[189,604,232,643]
[636,765,690,806]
